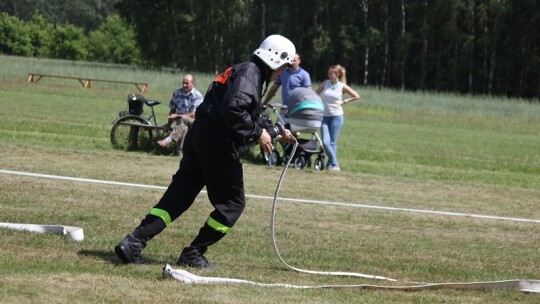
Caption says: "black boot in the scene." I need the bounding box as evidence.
[115,234,145,264]
[177,246,213,268]
[114,214,166,264]
[176,223,226,268]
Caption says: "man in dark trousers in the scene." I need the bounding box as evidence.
[115,34,295,268]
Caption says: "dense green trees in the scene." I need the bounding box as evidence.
[0,0,117,32]
[0,13,33,56]
[88,15,140,64]
[1,0,539,99]
[113,0,539,99]
[0,12,140,63]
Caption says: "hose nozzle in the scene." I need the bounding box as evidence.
[266,122,285,140]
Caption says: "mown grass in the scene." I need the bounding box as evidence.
[0,55,539,303]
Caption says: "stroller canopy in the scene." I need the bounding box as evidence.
[285,87,324,131]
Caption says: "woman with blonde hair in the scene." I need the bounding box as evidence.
[315,65,360,171]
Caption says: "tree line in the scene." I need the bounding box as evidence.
[0,12,139,64]
[2,0,539,99]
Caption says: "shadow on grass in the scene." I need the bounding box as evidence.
[240,147,267,165]
[78,249,164,265]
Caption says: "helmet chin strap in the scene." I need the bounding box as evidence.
[261,82,269,99]
[261,63,289,99]
[261,69,273,99]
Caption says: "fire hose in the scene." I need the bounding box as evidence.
[0,222,84,241]
[163,140,540,293]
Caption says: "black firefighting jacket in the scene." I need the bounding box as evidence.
[195,60,271,152]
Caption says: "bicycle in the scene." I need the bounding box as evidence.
[110,93,169,152]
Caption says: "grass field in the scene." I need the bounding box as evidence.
[0,55,539,303]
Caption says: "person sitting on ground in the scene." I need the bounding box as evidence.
[157,74,203,153]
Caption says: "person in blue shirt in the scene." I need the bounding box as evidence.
[262,53,311,108]
[157,74,203,153]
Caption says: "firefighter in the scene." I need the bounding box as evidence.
[114,35,295,267]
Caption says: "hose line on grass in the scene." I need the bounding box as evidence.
[0,167,540,293]
[0,222,84,241]
[268,140,397,281]
[164,140,540,293]
[0,161,536,291]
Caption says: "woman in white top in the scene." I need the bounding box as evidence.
[315,65,360,171]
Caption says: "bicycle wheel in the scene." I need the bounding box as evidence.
[110,116,154,151]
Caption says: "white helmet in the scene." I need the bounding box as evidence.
[253,34,296,70]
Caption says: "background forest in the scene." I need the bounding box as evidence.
[1,0,539,99]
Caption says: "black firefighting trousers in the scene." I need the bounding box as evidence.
[132,118,246,253]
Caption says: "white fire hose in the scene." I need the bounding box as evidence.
[0,222,84,241]
[0,152,537,292]
[163,141,540,293]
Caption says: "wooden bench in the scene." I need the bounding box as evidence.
[27,73,149,93]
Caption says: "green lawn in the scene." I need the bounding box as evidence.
[0,55,539,303]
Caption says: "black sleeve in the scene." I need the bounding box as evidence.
[219,72,263,144]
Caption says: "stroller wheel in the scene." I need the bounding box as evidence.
[294,156,307,170]
[267,150,281,167]
[314,157,325,171]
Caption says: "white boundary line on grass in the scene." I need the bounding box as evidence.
[1,169,539,224]
[2,168,540,293]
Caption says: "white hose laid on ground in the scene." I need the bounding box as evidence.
[163,141,540,293]
[0,157,537,292]
[162,264,540,292]
[0,222,84,241]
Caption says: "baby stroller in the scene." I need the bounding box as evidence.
[261,87,326,170]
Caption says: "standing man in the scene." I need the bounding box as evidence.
[114,34,295,268]
[157,74,203,154]
[261,53,311,108]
